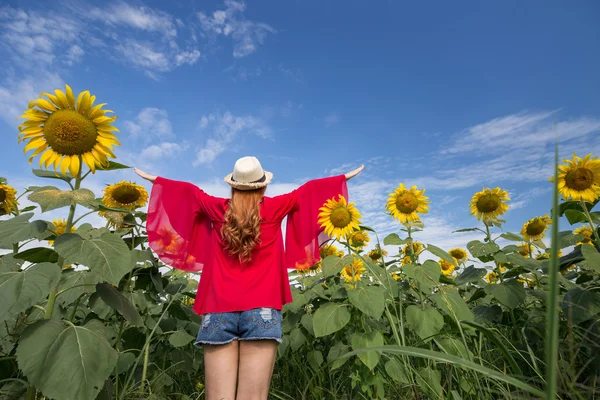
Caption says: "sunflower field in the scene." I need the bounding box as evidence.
[1,86,600,400]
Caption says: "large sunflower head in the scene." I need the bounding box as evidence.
[448,248,468,264]
[0,184,18,216]
[318,195,362,240]
[348,230,370,249]
[552,153,600,202]
[469,187,510,221]
[18,85,120,177]
[574,225,594,245]
[48,218,76,245]
[520,215,551,241]
[438,259,456,276]
[517,242,534,258]
[403,241,424,257]
[386,183,429,223]
[340,257,366,283]
[319,244,344,259]
[102,181,148,211]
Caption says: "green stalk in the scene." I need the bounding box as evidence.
[25,386,36,400]
[45,156,83,320]
[545,143,560,400]
[139,332,150,394]
[580,200,600,243]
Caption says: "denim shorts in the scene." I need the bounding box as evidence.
[194,307,283,345]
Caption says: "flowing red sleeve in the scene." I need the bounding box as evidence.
[146,177,211,272]
[285,174,348,270]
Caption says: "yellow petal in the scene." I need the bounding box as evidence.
[54,89,70,109]
[40,92,62,109]
[27,143,48,162]
[33,99,57,112]
[88,103,107,119]
[69,155,80,177]
[97,125,120,133]
[19,126,43,135]
[93,115,117,124]
[79,92,92,115]
[39,149,53,168]
[97,136,119,147]
[45,150,59,168]
[53,155,63,170]
[94,144,116,158]
[82,152,96,173]
[61,155,71,175]
[76,90,88,110]
[65,85,75,108]
[20,132,44,141]
[23,137,47,153]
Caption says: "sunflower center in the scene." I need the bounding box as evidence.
[112,185,141,205]
[330,206,351,228]
[449,250,465,259]
[526,220,546,236]
[43,109,98,155]
[353,233,365,242]
[565,167,594,191]
[0,189,5,203]
[476,194,500,213]
[395,192,418,214]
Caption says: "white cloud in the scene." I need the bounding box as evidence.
[324,112,340,127]
[115,40,200,76]
[193,111,272,166]
[65,44,84,65]
[124,108,174,140]
[140,142,184,160]
[90,2,177,38]
[197,0,275,58]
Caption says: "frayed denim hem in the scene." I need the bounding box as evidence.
[238,337,282,344]
[194,337,238,346]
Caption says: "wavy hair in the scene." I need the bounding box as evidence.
[220,187,266,264]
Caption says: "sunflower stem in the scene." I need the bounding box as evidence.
[580,200,600,243]
[72,210,97,226]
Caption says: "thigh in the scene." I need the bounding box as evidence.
[236,340,278,400]
[204,341,239,400]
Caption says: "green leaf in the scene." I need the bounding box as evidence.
[453,228,480,233]
[564,209,588,224]
[385,358,410,384]
[467,240,500,258]
[313,302,351,337]
[0,213,49,249]
[20,205,37,212]
[300,313,315,336]
[580,244,600,273]
[31,168,73,182]
[562,288,600,325]
[404,261,441,293]
[169,330,195,347]
[383,233,409,245]
[500,232,525,242]
[16,319,118,400]
[289,327,306,351]
[14,247,59,263]
[426,244,457,265]
[506,253,541,271]
[559,232,585,249]
[307,350,324,372]
[56,270,101,305]
[485,280,526,309]
[322,254,353,276]
[347,285,386,319]
[417,367,443,399]
[96,161,131,171]
[472,305,503,325]
[351,330,384,370]
[0,262,61,323]
[0,254,23,273]
[436,338,473,360]
[28,186,95,212]
[327,342,350,371]
[113,352,136,375]
[406,305,444,341]
[96,283,143,326]
[431,286,474,323]
[454,266,487,285]
[54,232,132,285]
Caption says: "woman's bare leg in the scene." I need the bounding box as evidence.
[236,340,278,400]
[204,341,239,400]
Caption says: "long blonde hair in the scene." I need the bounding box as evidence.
[221,187,266,263]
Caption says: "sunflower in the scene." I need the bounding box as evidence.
[517,242,534,258]
[18,85,120,176]
[368,247,388,261]
[340,257,366,283]
[386,183,429,223]
[392,272,401,281]
[521,215,551,241]
[101,181,148,210]
[551,153,600,202]
[574,225,594,245]
[535,249,562,261]
[320,244,344,258]
[448,248,468,264]
[517,274,536,288]
[469,187,510,221]
[485,271,499,284]
[348,230,370,249]
[48,218,76,245]
[318,195,362,240]
[403,241,424,257]
[438,259,456,276]
[0,184,18,216]
[401,255,412,265]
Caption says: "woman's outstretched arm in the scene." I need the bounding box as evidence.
[134,168,157,183]
[344,165,364,181]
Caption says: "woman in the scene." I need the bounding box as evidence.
[135,156,363,400]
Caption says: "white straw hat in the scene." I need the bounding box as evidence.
[224,156,273,190]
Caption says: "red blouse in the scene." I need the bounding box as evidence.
[146,175,348,315]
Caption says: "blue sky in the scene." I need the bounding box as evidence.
[1,0,599,252]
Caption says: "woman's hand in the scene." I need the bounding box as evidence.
[344,165,364,181]
[134,168,157,183]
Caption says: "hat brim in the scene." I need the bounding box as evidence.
[224,171,273,190]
